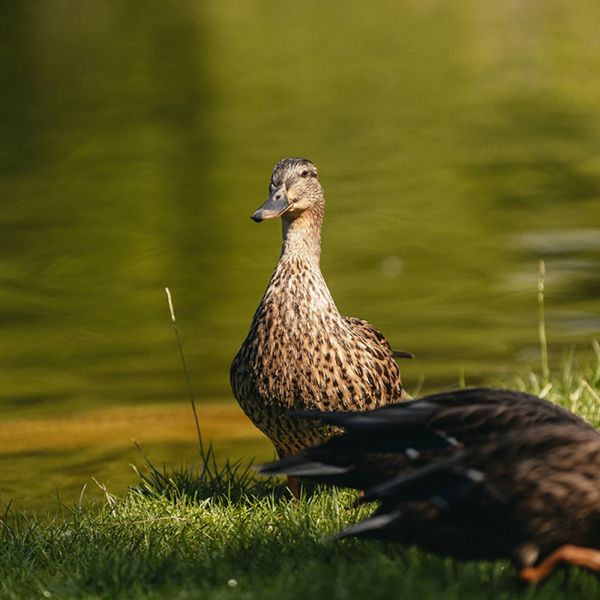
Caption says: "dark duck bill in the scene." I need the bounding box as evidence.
[251,185,292,222]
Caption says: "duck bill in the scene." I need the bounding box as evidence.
[251,187,291,222]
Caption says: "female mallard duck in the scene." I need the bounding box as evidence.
[259,388,600,581]
[230,158,407,491]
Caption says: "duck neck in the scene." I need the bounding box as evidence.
[280,205,323,266]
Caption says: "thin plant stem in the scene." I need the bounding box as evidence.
[165,287,204,456]
[537,260,550,387]
[582,380,600,404]
[457,368,466,389]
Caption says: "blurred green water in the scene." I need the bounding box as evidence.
[1,1,600,505]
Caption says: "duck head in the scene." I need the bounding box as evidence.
[251,158,323,223]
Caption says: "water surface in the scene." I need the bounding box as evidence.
[2,0,600,507]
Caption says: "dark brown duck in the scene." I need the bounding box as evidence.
[258,387,600,581]
[257,387,592,489]
[230,158,406,479]
[340,422,600,582]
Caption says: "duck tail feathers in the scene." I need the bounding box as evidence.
[256,456,351,477]
[361,453,470,503]
[329,509,403,541]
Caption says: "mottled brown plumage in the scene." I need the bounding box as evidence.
[230,158,403,457]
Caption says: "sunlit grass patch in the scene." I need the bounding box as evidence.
[1,477,598,599]
[132,441,286,503]
[509,339,600,427]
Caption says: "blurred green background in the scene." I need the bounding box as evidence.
[2,0,600,508]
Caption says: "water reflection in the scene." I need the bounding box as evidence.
[1,0,600,506]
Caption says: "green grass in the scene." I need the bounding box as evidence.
[3,486,600,600]
[1,345,599,599]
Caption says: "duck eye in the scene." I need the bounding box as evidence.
[300,170,310,178]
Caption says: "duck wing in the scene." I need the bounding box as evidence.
[338,423,600,566]
[343,316,409,359]
[257,388,593,490]
[295,387,592,443]
[256,421,455,489]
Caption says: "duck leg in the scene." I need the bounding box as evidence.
[519,545,600,582]
[287,476,301,499]
[275,447,301,499]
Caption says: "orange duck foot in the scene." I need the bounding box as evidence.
[519,545,600,582]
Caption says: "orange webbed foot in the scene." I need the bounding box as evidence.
[519,545,600,582]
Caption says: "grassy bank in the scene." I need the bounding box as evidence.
[3,485,600,600]
[1,346,599,599]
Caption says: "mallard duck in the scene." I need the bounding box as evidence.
[258,388,600,581]
[340,423,600,582]
[231,158,407,493]
[257,387,592,490]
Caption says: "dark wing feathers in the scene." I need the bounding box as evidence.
[256,423,454,487]
[266,387,589,490]
[291,404,434,429]
[334,424,600,563]
[295,387,591,440]
[360,453,468,503]
[329,509,404,541]
[258,386,600,564]
[256,455,351,477]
